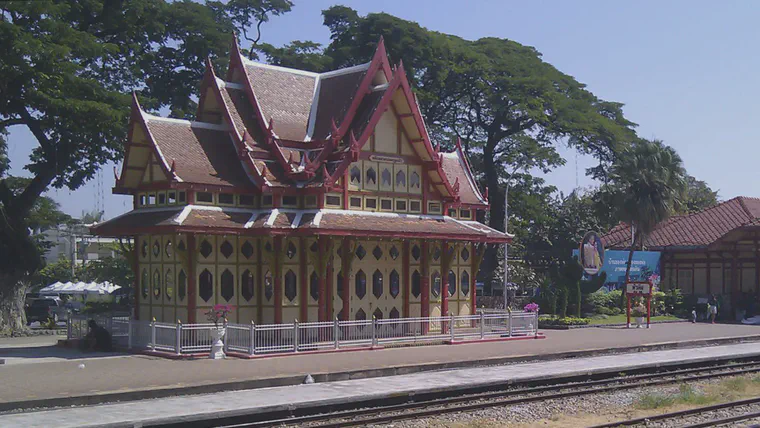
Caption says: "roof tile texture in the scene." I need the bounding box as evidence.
[602,197,760,249]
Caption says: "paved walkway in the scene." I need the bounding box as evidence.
[0,322,758,406]
[4,340,760,428]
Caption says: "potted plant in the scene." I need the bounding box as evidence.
[205,304,233,359]
[631,304,647,328]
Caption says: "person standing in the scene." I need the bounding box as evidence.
[709,294,718,324]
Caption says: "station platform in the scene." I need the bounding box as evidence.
[0,322,759,413]
[4,338,760,428]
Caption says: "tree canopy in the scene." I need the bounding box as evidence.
[262,6,640,286]
[0,0,289,331]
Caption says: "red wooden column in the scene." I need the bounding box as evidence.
[187,233,197,323]
[420,240,430,318]
[299,237,308,322]
[441,241,450,317]
[274,236,283,324]
[402,241,410,318]
[132,235,140,320]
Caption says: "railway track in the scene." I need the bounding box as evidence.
[591,396,760,427]
[180,359,760,428]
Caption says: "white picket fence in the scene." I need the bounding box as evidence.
[67,311,539,357]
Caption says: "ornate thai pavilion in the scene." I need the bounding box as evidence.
[93,38,511,324]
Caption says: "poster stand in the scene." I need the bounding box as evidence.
[626,281,652,329]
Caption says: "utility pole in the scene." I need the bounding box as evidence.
[504,183,509,310]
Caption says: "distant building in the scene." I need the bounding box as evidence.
[40,224,123,265]
[602,197,760,313]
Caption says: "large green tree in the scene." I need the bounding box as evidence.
[608,139,687,284]
[265,7,639,285]
[0,0,290,332]
[680,175,719,214]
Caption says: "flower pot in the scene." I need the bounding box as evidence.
[635,317,644,328]
[209,326,226,360]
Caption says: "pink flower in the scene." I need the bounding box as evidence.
[524,303,540,313]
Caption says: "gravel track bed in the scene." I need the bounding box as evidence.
[342,377,739,427]
[644,402,760,428]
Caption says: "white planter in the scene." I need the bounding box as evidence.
[635,317,644,328]
[209,326,226,360]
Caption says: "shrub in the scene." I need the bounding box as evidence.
[538,316,591,327]
[583,289,625,315]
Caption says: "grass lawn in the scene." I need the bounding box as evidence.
[588,314,683,325]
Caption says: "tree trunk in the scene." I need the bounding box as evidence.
[576,281,582,318]
[620,228,641,308]
[559,285,568,318]
[0,275,28,333]
[480,141,503,293]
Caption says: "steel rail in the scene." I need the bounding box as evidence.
[206,360,760,428]
[590,396,760,427]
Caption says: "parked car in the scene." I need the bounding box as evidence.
[26,297,67,325]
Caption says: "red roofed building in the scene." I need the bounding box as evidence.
[93,38,510,324]
[602,197,760,310]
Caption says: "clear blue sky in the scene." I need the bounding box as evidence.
[7,0,760,220]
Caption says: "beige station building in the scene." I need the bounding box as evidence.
[93,38,510,325]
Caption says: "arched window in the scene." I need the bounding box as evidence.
[152,240,160,258]
[141,241,148,259]
[412,270,421,298]
[373,269,383,298]
[350,165,361,185]
[396,170,406,187]
[355,270,366,299]
[448,270,456,297]
[221,269,234,302]
[410,171,421,189]
[241,241,254,259]
[284,270,297,302]
[141,269,149,299]
[165,240,173,258]
[199,269,213,302]
[431,271,441,298]
[461,247,470,262]
[178,270,187,301]
[310,271,319,301]
[412,245,421,261]
[152,269,161,298]
[381,168,391,186]
[165,268,174,301]
[355,308,366,321]
[390,270,400,298]
[241,269,254,302]
[264,271,273,301]
[286,241,297,259]
[199,240,213,258]
[366,167,377,185]
[461,271,470,296]
[220,240,233,259]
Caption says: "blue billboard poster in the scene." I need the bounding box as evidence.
[572,249,661,291]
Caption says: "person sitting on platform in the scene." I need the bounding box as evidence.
[81,320,112,352]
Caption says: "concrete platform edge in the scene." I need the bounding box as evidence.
[3,333,760,414]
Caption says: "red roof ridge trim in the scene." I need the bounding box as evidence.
[130,94,181,183]
[203,61,269,189]
[335,37,393,139]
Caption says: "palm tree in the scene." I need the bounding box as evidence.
[609,139,687,285]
